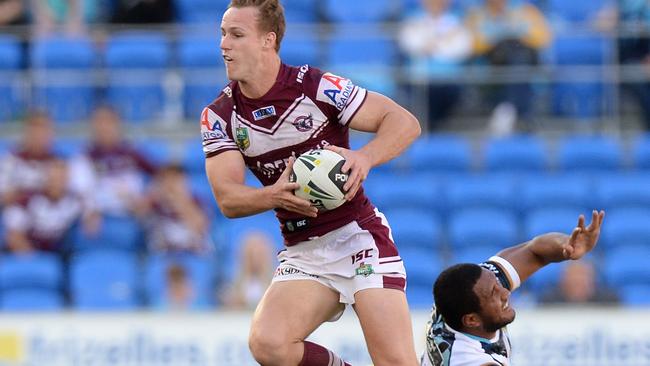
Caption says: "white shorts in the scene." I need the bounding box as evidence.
[272,209,407,305]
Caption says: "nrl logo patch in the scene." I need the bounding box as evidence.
[355,263,374,277]
[235,127,250,151]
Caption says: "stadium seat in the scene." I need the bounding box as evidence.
[70,249,140,310]
[450,245,503,265]
[182,138,206,173]
[31,36,96,123]
[178,35,227,119]
[0,253,63,291]
[523,207,588,239]
[446,174,519,212]
[324,0,400,23]
[633,133,650,170]
[72,215,143,252]
[364,174,443,213]
[556,135,622,171]
[402,134,472,173]
[547,0,608,22]
[595,173,650,211]
[0,289,64,311]
[604,245,650,287]
[106,32,169,122]
[527,261,567,291]
[520,173,594,212]
[144,253,215,308]
[382,208,442,250]
[134,137,172,168]
[620,284,650,306]
[448,208,518,250]
[0,35,22,122]
[483,134,547,172]
[599,208,650,250]
[280,31,320,68]
[176,0,228,23]
[326,29,398,97]
[283,0,319,23]
[401,247,443,308]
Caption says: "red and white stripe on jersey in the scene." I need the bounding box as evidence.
[316,72,367,126]
[201,105,237,156]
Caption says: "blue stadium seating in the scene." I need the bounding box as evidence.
[178,35,227,119]
[604,245,650,287]
[144,254,215,308]
[72,215,142,252]
[402,134,472,173]
[283,0,319,23]
[70,249,140,310]
[595,173,650,210]
[0,35,22,122]
[53,137,86,158]
[599,208,650,250]
[523,207,588,239]
[106,32,169,122]
[1,289,64,311]
[382,208,442,250]
[135,137,172,168]
[183,138,206,173]
[483,135,547,172]
[448,208,518,250]
[0,253,63,290]
[364,174,443,213]
[445,174,519,212]
[527,261,567,291]
[176,0,228,23]
[547,0,608,22]
[31,36,96,123]
[280,31,320,68]
[324,0,400,23]
[557,135,622,171]
[520,173,594,212]
[326,29,398,97]
[402,247,442,308]
[451,245,503,264]
[633,133,650,170]
[619,284,650,306]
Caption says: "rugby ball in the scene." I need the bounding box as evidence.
[290,149,348,212]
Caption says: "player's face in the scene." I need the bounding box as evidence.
[220,7,266,81]
[473,269,516,333]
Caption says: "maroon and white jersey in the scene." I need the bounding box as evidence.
[201,64,376,245]
[2,191,83,251]
[0,149,60,201]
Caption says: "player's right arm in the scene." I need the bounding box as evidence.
[205,151,317,218]
[495,210,605,284]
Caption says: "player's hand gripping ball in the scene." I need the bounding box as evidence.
[289,149,348,212]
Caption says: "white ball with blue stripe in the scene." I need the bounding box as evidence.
[290,149,347,212]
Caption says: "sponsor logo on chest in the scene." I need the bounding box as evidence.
[252,105,276,121]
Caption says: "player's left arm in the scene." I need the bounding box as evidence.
[326,91,421,200]
[496,210,605,284]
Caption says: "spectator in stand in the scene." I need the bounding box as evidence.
[30,0,101,35]
[540,260,620,305]
[2,159,96,254]
[69,105,155,219]
[110,0,175,24]
[0,0,26,26]
[465,0,551,134]
[0,111,59,206]
[139,164,212,254]
[161,263,199,311]
[398,0,472,130]
[221,231,275,310]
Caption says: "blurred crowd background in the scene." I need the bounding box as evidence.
[0,0,649,313]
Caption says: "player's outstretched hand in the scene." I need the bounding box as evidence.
[563,210,605,260]
[325,145,372,201]
[270,157,318,218]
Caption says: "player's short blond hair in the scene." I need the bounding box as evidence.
[228,0,286,52]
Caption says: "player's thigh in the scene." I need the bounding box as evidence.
[250,279,343,343]
[353,288,418,366]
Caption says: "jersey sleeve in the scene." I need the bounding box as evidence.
[304,67,368,126]
[479,256,521,292]
[200,105,238,158]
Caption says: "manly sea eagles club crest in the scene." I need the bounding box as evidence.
[292,113,313,132]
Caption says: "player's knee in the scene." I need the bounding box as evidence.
[248,330,290,364]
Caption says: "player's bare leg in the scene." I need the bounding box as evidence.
[249,280,347,366]
[353,288,419,366]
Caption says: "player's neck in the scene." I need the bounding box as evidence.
[462,328,498,341]
[239,55,281,99]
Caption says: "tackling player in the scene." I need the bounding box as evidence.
[201,1,421,365]
[421,210,605,366]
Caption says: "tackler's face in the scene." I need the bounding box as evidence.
[473,268,516,333]
[220,6,267,82]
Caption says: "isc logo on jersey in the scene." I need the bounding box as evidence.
[200,108,227,141]
[316,73,354,111]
